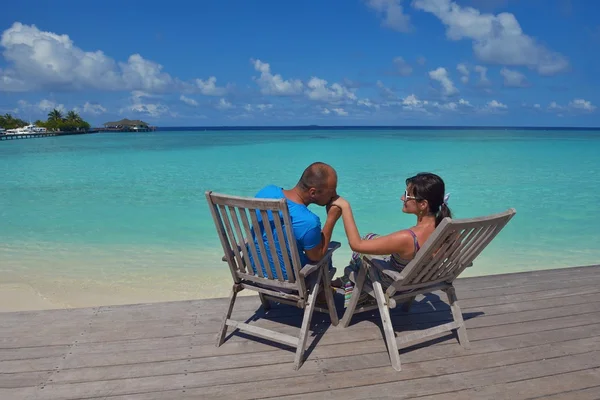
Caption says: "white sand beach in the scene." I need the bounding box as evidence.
[0,272,256,313]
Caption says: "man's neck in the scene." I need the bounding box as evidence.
[283,186,310,206]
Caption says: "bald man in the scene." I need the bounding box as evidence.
[251,162,341,279]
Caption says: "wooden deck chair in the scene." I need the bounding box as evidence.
[340,208,516,371]
[206,190,340,370]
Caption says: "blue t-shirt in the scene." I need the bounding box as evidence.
[248,185,322,280]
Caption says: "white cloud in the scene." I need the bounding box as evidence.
[321,107,348,116]
[251,59,303,96]
[332,107,348,116]
[122,91,170,117]
[216,98,234,110]
[358,98,380,109]
[474,65,490,86]
[195,76,228,96]
[0,22,230,94]
[83,102,107,115]
[128,103,170,117]
[429,67,458,96]
[0,23,171,92]
[546,99,596,114]
[401,94,429,112]
[439,102,458,111]
[119,54,174,92]
[180,95,198,107]
[569,99,596,112]
[305,77,357,103]
[416,56,427,66]
[392,56,413,76]
[486,100,508,110]
[16,99,66,115]
[412,0,569,75]
[548,101,562,110]
[38,99,65,112]
[244,103,273,112]
[377,80,397,100]
[256,103,273,111]
[365,0,412,33]
[500,68,528,87]
[456,63,469,84]
[430,97,473,112]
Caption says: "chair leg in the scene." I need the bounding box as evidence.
[370,268,401,371]
[215,286,238,347]
[321,263,339,326]
[445,286,470,349]
[340,264,367,328]
[294,269,321,370]
[259,293,271,310]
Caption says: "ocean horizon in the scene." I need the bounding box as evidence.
[1,128,599,308]
[154,125,600,131]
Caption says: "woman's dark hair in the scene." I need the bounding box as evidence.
[406,172,452,227]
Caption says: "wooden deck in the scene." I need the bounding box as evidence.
[2,265,600,399]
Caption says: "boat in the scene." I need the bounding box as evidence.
[5,124,47,135]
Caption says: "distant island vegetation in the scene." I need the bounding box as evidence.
[0,108,90,131]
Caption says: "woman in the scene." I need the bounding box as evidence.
[331,172,452,306]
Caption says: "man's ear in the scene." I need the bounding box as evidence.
[308,187,317,198]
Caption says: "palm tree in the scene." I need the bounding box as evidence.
[66,110,82,123]
[48,109,63,122]
[0,113,27,129]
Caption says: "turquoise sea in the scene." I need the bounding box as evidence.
[1,129,600,307]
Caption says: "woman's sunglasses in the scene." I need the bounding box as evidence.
[403,189,421,201]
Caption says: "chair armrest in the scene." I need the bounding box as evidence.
[221,243,246,262]
[299,241,341,277]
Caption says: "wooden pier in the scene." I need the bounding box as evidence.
[0,131,98,141]
[1,264,600,399]
[0,132,59,140]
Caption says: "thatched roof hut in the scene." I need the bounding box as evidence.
[103,119,149,128]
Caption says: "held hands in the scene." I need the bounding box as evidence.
[330,196,350,211]
[326,195,343,219]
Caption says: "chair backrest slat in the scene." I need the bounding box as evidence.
[206,195,241,283]
[238,207,264,278]
[226,206,252,274]
[248,208,272,279]
[458,221,507,271]
[217,204,246,274]
[281,201,306,295]
[259,209,286,282]
[421,226,483,283]
[389,209,515,295]
[272,213,296,283]
[414,227,472,283]
[206,191,306,296]
[428,227,473,281]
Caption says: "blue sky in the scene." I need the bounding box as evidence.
[0,0,598,127]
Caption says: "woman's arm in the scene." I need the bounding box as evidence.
[332,197,411,255]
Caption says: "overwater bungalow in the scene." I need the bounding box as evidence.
[102,119,156,132]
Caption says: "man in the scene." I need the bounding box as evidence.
[251,162,342,279]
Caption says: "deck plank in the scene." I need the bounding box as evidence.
[1,264,599,400]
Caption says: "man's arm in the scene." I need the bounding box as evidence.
[304,206,342,263]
